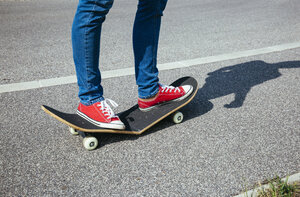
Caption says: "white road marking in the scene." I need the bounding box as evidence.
[1,41,300,94]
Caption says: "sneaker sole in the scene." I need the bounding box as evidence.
[139,86,194,112]
[76,110,125,130]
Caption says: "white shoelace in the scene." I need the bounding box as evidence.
[96,99,119,120]
[160,84,180,93]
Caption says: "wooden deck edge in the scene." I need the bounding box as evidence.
[137,83,199,134]
[41,105,141,135]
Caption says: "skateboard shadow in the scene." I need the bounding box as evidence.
[93,60,300,148]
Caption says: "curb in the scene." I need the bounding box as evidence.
[234,172,300,197]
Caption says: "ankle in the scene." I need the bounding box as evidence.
[139,92,159,102]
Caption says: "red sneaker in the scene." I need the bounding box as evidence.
[77,99,125,130]
[138,84,193,112]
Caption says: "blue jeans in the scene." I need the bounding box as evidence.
[72,0,168,105]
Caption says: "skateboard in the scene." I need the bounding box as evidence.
[42,76,198,150]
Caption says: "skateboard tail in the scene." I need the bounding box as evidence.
[41,105,142,134]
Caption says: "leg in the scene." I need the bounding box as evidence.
[72,0,125,129]
[133,0,194,111]
[72,0,114,105]
[133,0,168,99]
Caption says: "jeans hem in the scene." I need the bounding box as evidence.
[80,96,105,106]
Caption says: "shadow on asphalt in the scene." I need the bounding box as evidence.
[93,60,300,149]
[198,60,300,108]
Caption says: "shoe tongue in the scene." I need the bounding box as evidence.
[101,99,119,118]
[161,84,178,92]
[105,99,118,108]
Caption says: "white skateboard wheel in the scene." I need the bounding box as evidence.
[172,111,184,124]
[69,127,79,135]
[83,136,98,151]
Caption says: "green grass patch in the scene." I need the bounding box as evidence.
[243,176,300,197]
[256,176,300,197]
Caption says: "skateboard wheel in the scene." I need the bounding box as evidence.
[69,127,79,135]
[83,136,98,151]
[172,111,184,124]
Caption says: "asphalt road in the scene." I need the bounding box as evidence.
[1,0,299,196]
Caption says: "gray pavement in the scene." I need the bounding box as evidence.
[1,0,300,196]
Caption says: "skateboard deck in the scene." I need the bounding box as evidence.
[42,76,198,150]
